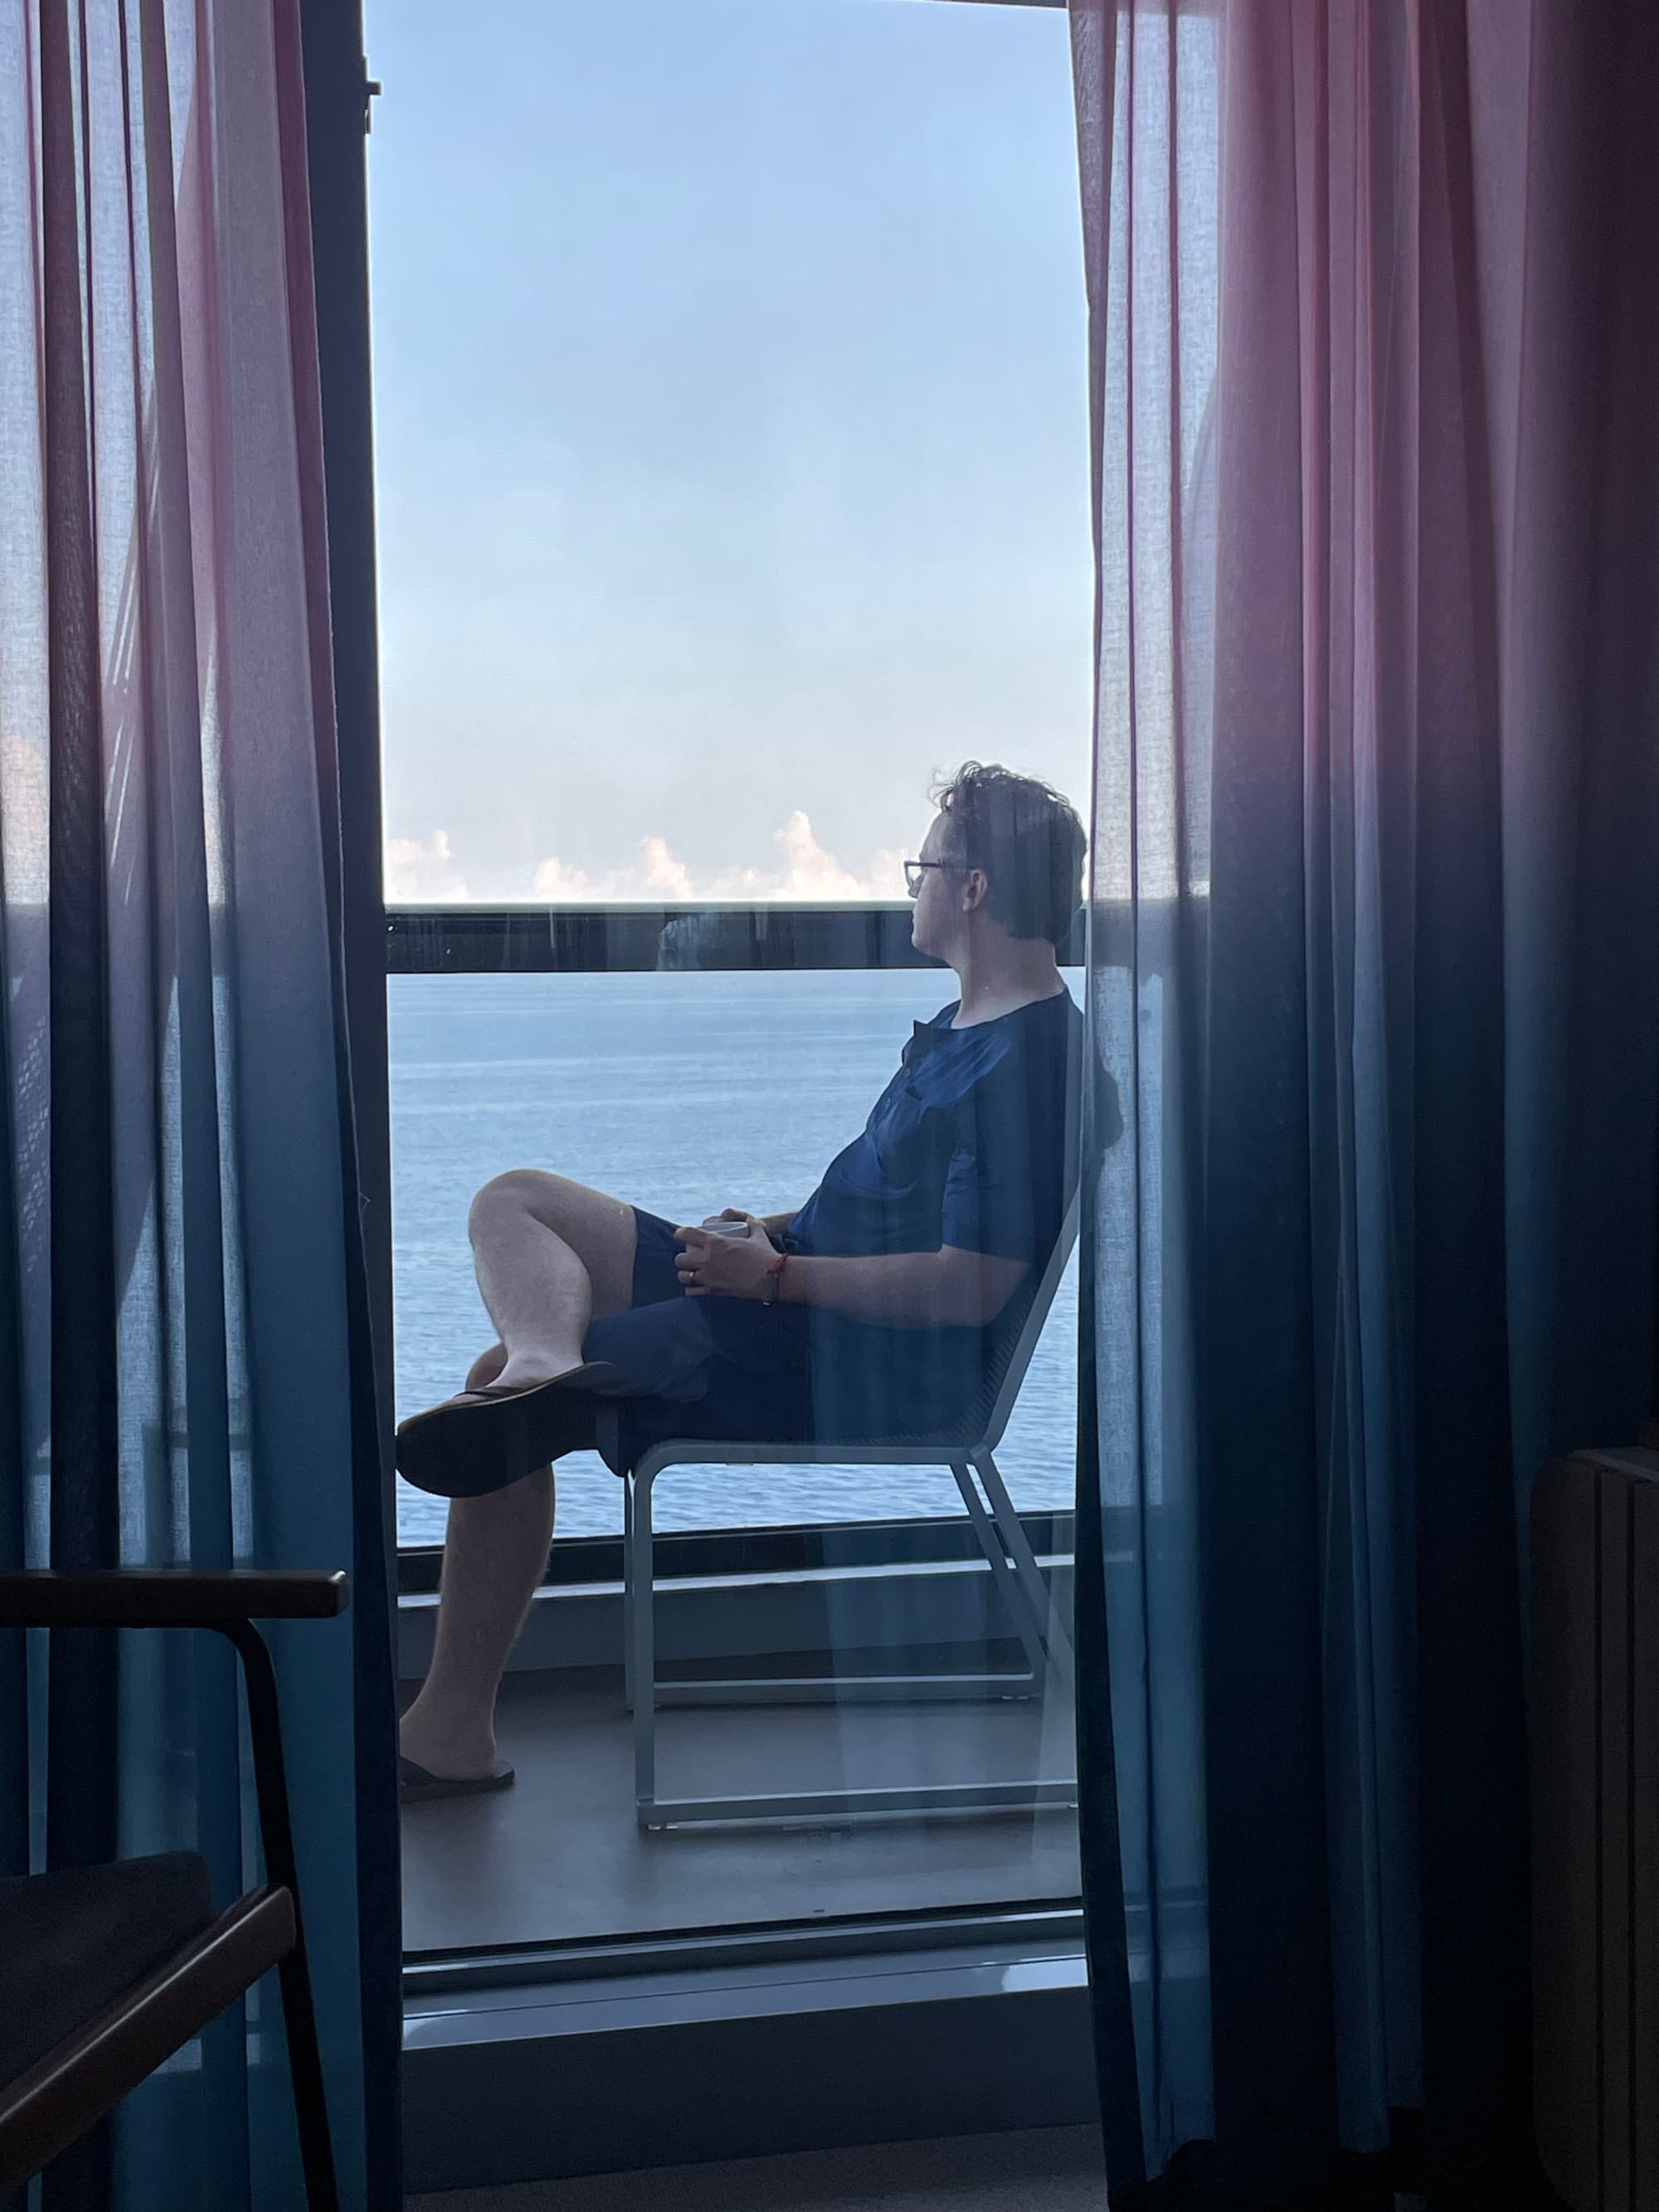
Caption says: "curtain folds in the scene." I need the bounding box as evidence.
[0,2,398,2206]
[1071,2,1659,2204]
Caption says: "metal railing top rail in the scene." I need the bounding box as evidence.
[395,1505,1078,1593]
[386,901,1092,975]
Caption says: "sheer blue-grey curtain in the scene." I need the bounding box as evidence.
[0,1,400,2206]
[1070,2,1659,2203]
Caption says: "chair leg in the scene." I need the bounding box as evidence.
[973,1448,1074,1691]
[222,1624,340,2212]
[949,1461,1048,1685]
[624,1454,1077,1830]
[275,1945,342,2212]
[630,1469,657,1825]
[621,1475,635,1714]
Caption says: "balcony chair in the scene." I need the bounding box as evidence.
[600,1201,1078,1831]
[0,1569,348,2208]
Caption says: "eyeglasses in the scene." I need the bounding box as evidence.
[902,860,951,898]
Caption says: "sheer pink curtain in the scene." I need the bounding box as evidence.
[1,2,396,2205]
[1072,1,1659,2200]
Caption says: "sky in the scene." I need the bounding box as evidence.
[364,0,1093,904]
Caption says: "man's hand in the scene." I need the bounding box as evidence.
[674,1214,781,1299]
[703,1203,800,1238]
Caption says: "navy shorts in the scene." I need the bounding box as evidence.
[584,1211,811,1459]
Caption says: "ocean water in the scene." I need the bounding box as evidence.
[390,969,1080,1548]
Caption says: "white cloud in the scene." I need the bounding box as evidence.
[530,836,695,901]
[388,814,909,906]
[385,829,469,901]
[529,854,604,900]
[528,813,907,904]
[641,836,698,899]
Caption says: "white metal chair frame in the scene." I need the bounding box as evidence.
[601,1202,1079,1831]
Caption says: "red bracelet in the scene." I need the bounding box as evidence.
[761,1252,788,1306]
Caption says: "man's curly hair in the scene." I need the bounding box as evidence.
[932,762,1087,947]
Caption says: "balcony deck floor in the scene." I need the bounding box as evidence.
[401,1669,1080,1953]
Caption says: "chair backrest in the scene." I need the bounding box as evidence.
[979,1192,1080,1451]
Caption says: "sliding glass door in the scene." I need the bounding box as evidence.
[366,0,1092,1960]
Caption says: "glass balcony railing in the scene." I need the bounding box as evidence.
[389,906,1087,1957]
[390,953,1081,1548]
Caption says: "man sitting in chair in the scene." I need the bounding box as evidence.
[395,763,1085,1798]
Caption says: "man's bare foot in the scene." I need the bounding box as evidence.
[489,1344,587,1393]
[400,1699,498,1785]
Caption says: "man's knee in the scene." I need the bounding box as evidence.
[468,1168,569,1243]
[466,1170,636,1310]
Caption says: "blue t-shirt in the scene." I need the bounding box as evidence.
[785,987,1081,1439]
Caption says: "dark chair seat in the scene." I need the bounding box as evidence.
[0,1853,215,2089]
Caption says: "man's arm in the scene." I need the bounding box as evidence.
[677,1220,1025,1330]
[776,1247,1026,1330]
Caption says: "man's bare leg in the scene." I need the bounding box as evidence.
[467,1169,637,1392]
[400,1174,638,1779]
[400,1346,557,1778]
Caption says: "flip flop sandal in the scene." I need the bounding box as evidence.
[398,1754,516,1803]
[395,1361,625,1498]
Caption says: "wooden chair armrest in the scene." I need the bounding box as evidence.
[0,1570,348,1630]
[0,1886,296,2195]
